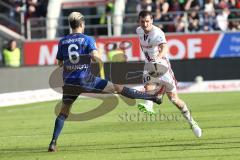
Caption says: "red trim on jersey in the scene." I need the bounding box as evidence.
[156,86,166,95]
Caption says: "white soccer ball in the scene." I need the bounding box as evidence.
[144,61,168,77]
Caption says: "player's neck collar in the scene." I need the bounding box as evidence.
[72,32,83,34]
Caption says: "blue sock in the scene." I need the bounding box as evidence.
[121,87,155,101]
[51,114,67,142]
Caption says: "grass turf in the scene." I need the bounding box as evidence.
[0,92,240,160]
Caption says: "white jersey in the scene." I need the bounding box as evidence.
[136,25,177,93]
[136,25,167,62]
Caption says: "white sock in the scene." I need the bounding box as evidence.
[144,100,154,111]
[181,105,194,125]
[145,100,153,107]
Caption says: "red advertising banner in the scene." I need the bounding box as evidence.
[166,33,219,59]
[23,33,220,66]
[24,40,58,66]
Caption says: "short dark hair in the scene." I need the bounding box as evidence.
[7,39,17,50]
[138,10,153,20]
[68,12,85,29]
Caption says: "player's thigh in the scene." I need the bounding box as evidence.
[143,72,152,85]
[93,76,114,93]
[143,72,165,94]
[143,72,157,88]
[144,83,155,91]
[166,92,179,100]
[101,81,125,93]
[160,71,177,93]
[62,85,80,105]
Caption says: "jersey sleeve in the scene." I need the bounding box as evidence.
[136,27,141,35]
[136,28,139,34]
[87,36,97,53]
[56,40,63,61]
[155,30,167,45]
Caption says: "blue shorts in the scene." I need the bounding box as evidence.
[62,74,108,105]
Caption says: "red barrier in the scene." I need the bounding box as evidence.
[23,33,220,66]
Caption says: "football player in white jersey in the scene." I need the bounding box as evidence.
[136,10,202,138]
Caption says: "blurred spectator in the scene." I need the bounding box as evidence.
[174,15,185,32]
[2,39,21,67]
[216,8,230,31]
[204,0,215,16]
[228,2,240,31]
[35,0,49,17]
[177,0,187,10]
[25,0,38,19]
[228,20,240,31]
[99,0,114,35]
[136,0,154,13]
[217,0,236,9]
[237,1,240,9]
[154,0,170,31]
[184,0,201,32]
[184,0,200,11]
[168,0,184,32]
[217,0,228,9]
[197,0,205,9]
[13,0,48,19]
[199,11,215,31]
[199,0,216,32]
[188,10,201,32]
[107,43,127,62]
[100,0,114,25]
[154,0,170,20]
[11,0,48,17]
[14,0,26,12]
[229,0,236,9]
[169,0,183,12]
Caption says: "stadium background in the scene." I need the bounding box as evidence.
[0,0,240,159]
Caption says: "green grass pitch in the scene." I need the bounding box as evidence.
[0,92,240,160]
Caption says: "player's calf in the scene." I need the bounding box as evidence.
[121,86,162,104]
[104,82,162,104]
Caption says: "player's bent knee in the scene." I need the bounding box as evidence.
[169,96,185,108]
[169,97,178,105]
[62,94,78,105]
[63,99,74,106]
[113,84,123,93]
[145,84,158,94]
[59,113,68,119]
[103,81,116,93]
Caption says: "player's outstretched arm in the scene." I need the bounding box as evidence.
[90,50,101,63]
[155,43,168,61]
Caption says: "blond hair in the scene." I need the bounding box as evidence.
[68,12,85,29]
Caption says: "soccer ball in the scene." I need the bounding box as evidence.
[144,61,168,77]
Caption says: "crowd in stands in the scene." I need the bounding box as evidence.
[135,0,240,32]
[5,0,48,19]
[0,0,48,67]
[0,0,48,34]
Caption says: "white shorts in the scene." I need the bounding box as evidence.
[143,62,177,94]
